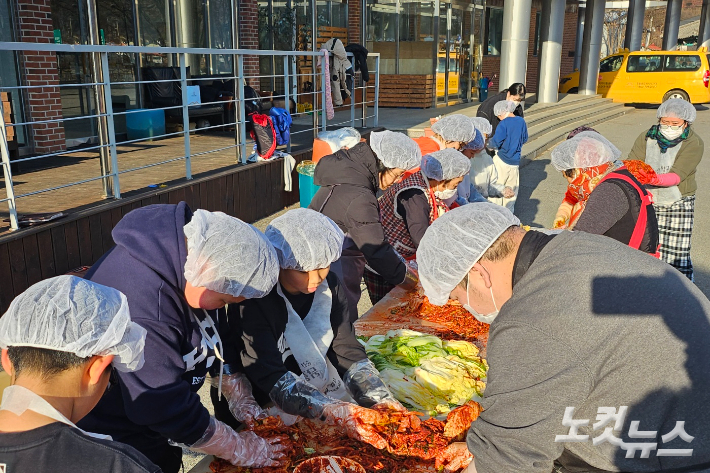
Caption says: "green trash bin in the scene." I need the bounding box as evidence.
[296,160,320,208]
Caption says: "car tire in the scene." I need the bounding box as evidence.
[568,87,579,94]
[663,89,690,102]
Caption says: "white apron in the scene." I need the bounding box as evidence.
[0,385,113,441]
[645,138,683,206]
[277,280,351,401]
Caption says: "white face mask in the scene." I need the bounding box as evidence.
[434,188,457,200]
[462,272,499,324]
[512,101,521,109]
[659,124,684,140]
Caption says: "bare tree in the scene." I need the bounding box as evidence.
[602,9,628,57]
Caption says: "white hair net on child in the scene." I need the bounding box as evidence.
[493,100,517,117]
[463,129,485,151]
[0,275,147,372]
[318,127,361,152]
[657,98,696,124]
[431,114,476,143]
[470,117,492,136]
[184,210,279,299]
[573,131,622,160]
[369,131,421,170]
[417,203,520,306]
[265,208,345,272]
[551,136,615,171]
[421,149,472,181]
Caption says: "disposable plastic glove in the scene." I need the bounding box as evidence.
[435,442,474,473]
[553,200,573,229]
[322,402,389,450]
[503,186,515,199]
[210,373,266,426]
[190,416,287,468]
[649,172,681,187]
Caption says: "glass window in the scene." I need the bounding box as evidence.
[599,55,624,73]
[626,55,663,72]
[533,11,541,56]
[486,7,503,56]
[664,55,701,71]
[0,0,25,144]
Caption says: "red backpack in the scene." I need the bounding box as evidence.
[249,113,277,159]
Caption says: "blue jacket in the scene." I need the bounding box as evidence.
[489,116,528,166]
[78,202,217,466]
[269,107,292,146]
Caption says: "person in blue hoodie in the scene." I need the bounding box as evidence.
[488,100,528,212]
[77,203,285,473]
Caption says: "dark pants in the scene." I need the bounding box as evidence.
[148,443,183,473]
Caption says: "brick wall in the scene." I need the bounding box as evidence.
[348,0,361,44]
[560,4,578,78]
[526,6,540,91]
[239,0,261,87]
[15,0,66,155]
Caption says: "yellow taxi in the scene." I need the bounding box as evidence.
[558,48,710,104]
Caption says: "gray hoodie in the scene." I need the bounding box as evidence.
[468,231,710,473]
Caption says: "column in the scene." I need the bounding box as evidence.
[239,0,260,87]
[698,0,710,49]
[578,0,605,95]
[348,0,362,44]
[662,0,682,51]
[537,0,565,103]
[573,3,585,71]
[624,0,645,51]
[499,0,533,91]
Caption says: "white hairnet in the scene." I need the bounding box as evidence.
[265,208,345,272]
[493,100,517,117]
[470,117,492,136]
[463,129,485,151]
[318,127,361,152]
[573,131,622,160]
[421,149,471,181]
[0,275,146,372]
[184,210,279,299]
[417,203,520,306]
[657,99,696,124]
[369,131,421,170]
[550,136,615,171]
[431,114,476,143]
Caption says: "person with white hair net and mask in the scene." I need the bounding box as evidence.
[417,203,710,473]
[362,148,472,304]
[77,203,285,473]
[413,113,477,156]
[461,123,514,204]
[549,136,659,255]
[487,100,528,211]
[0,275,158,473]
[228,208,416,450]
[309,131,420,321]
[628,98,704,280]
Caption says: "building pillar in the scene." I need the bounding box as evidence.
[15,0,67,156]
[348,0,362,44]
[698,0,710,48]
[624,0,646,51]
[537,0,565,103]
[239,0,260,88]
[578,0,605,95]
[573,3,585,71]
[499,0,533,91]
[662,0,682,50]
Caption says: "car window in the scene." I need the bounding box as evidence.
[599,55,624,73]
[626,55,664,72]
[664,55,701,71]
[437,58,446,73]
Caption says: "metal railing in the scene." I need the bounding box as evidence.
[0,42,380,231]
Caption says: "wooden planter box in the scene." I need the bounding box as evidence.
[379,74,435,109]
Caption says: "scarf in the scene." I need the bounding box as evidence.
[646,125,689,154]
[566,160,621,228]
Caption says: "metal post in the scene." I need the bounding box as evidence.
[573,3,585,71]
[374,54,379,127]
[180,53,192,179]
[432,0,440,107]
[312,0,319,137]
[100,53,121,199]
[699,0,710,48]
[395,0,401,75]
[284,55,292,153]
[578,0,605,95]
[350,55,356,127]
[236,55,248,163]
[445,3,451,104]
[624,0,645,51]
[662,0,682,50]
[467,7,475,103]
[361,77,367,128]
[321,51,327,132]
[537,0,565,103]
[498,0,532,91]
[0,100,18,230]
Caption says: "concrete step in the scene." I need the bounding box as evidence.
[523,94,605,122]
[520,104,631,167]
[526,101,625,143]
[524,97,612,128]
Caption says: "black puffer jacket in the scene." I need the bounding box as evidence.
[309,142,407,286]
[476,90,525,136]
